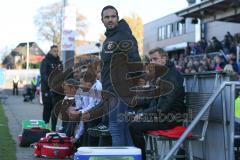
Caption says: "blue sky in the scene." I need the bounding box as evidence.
[0,0,188,55]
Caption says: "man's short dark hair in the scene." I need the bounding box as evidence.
[101,5,118,18]
[148,47,168,57]
[83,70,96,84]
[50,45,58,50]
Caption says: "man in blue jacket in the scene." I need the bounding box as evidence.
[129,48,186,160]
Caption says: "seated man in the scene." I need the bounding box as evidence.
[23,86,34,102]
[129,48,186,160]
[69,70,102,146]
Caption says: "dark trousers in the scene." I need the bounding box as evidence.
[99,115,112,146]
[65,122,78,137]
[80,118,101,146]
[51,93,64,131]
[32,86,36,98]
[13,83,18,95]
[129,121,178,160]
[42,91,53,124]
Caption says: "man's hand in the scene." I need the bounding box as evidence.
[68,108,81,122]
[68,106,75,111]
[70,137,77,143]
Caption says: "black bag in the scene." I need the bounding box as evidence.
[19,127,50,147]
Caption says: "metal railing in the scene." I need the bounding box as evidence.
[163,81,240,160]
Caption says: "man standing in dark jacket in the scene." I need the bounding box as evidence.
[40,45,64,131]
[129,48,186,160]
[82,5,141,146]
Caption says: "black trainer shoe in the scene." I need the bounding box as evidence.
[87,124,110,137]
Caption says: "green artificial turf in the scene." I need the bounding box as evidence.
[0,103,16,160]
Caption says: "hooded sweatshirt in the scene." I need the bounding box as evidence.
[40,53,62,93]
[100,19,141,94]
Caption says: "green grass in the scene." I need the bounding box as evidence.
[0,103,16,160]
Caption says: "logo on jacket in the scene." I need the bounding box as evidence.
[107,43,114,50]
[103,40,133,54]
[104,41,117,54]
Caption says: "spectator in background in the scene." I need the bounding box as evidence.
[209,62,216,71]
[190,43,198,55]
[229,58,239,74]
[12,76,19,95]
[202,59,210,71]
[223,35,231,54]
[235,33,240,43]
[185,44,191,55]
[193,60,200,69]
[40,45,64,131]
[224,61,235,74]
[183,57,188,66]
[190,68,197,74]
[31,77,37,98]
[214,55,225,71]
[206,57,212,66]
[212,36,223,52]
[198,65,207,73]
[230,42,237,54]
[184,67,190,74]
[207,40,214,53]
[175,61,182,72]
[200,38,208,54]
[227,31,234,42]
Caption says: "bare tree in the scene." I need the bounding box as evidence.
[34,2,87,46]
[0,46,12,63]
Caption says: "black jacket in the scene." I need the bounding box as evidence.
[141,62,186,115]
[40,53,62,93]
[100,19,141,94]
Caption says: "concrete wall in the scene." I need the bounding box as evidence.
[205,21,240,41]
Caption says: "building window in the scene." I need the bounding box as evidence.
[176,22,186,35]
[171,23,174,38]
[179,22,183,35]
[182,23,186,34]
[158,20,185,41]
[167,24,171,39]
[158,26,166,40]
[161,26,166,40]
[158,27,162,41]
